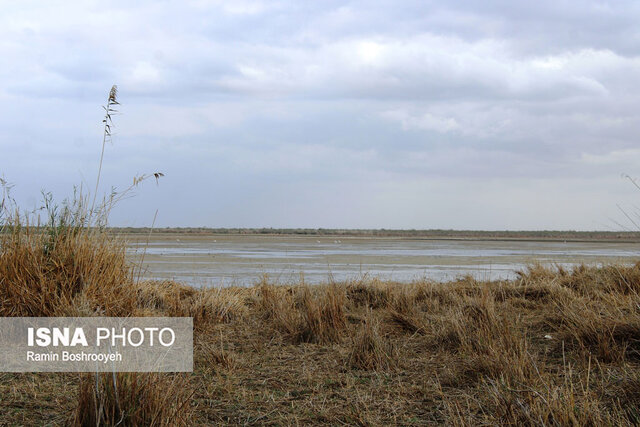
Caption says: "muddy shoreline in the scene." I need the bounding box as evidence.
[124,233,640,286]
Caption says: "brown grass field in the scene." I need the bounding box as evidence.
[1,224,640,426]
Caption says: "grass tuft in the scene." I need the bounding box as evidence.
[347,311,395,371]
[73,373,193,426]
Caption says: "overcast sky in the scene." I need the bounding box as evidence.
[1,0,640,230]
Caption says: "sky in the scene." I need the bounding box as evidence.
[1,0,640,230]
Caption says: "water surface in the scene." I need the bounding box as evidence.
[126,234,640,286]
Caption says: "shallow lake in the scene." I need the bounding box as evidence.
[125,234,640,286]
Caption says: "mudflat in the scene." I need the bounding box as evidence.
[125,233,640,286]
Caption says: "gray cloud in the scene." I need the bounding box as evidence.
[1,0,639,229]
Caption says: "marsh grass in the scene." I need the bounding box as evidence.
[347,310,396,371]
[0,86,165,320]
[73,372,193,427]
[298,284,347,344]
[254,281,347,344]
[0,223,135,317]
[1,264,640,424]
[0,85,189,426]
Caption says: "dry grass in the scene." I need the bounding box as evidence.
[73,372,193,426]
[347,310,396,371]
[298,284,347,344]
[2,227,640,424]
[0,224,136,317]
[254,281,347,344]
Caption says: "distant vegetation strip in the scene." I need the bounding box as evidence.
[111,227,640,241]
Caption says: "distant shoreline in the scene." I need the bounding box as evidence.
[111,227,640,242]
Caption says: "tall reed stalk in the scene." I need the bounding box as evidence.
[90,85,119,221]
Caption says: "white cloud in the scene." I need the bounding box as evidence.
[381,110,460,133]
[128,62,162,86]
[186,0,273,15]
[580,149,640,166]
[355,41,385,65]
